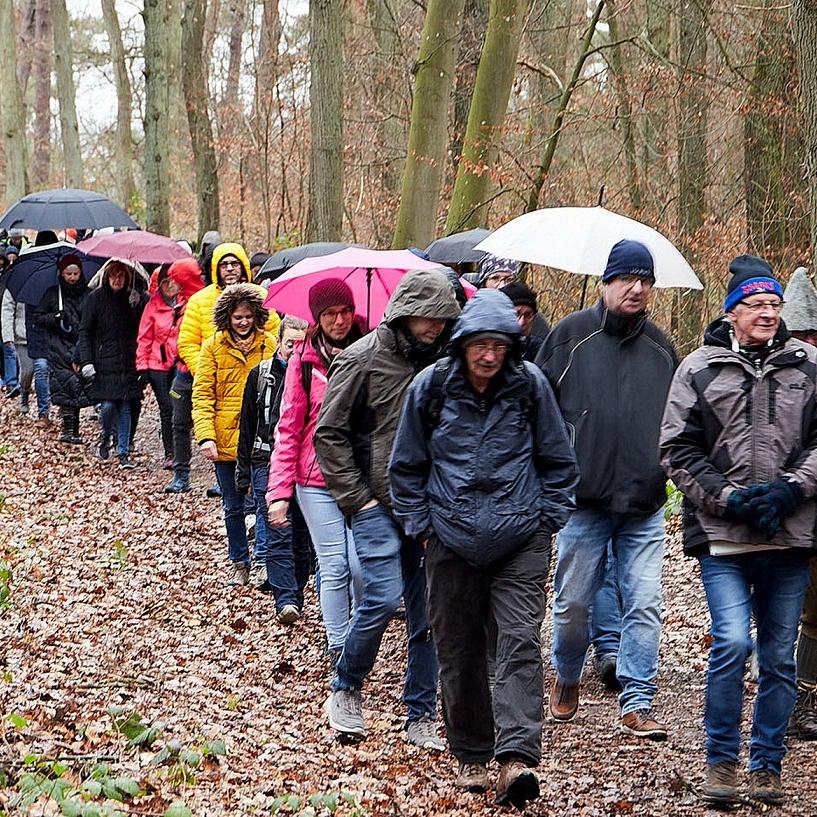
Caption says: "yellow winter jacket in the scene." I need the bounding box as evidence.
[177,243,280,374]
[192,329,275,460]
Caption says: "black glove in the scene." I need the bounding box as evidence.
[137,370,150,388]
[723,484,769,523]
[746,479,803,539]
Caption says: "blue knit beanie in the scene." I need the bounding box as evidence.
[601,240,654,283]
[723,255,783,312]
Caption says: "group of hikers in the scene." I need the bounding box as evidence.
[2,225,817,810]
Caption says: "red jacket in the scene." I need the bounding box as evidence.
[166,258,205,375]
[136,290,186,372]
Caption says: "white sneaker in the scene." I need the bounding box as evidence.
[226,562,250,586]
[325,689,366,741]
[277,604,301,625]
[248,562,267,589]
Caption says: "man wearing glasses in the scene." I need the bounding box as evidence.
[660,256,817,806]
[536,239,677,739]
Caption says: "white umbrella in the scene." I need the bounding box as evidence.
[475,206,703,289]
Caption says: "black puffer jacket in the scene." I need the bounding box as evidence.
[77,261,146,402]
[37,278,92,408]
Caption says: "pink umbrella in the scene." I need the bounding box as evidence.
[77,230,193,265]
[262,247,475,328]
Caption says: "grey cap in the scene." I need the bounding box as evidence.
[781,267,817,332]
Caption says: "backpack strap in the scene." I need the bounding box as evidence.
[423,356,454,435]
[301,360,314,419]
[253,358,276,455]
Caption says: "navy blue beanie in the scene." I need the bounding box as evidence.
[601,240,654,283]
[723,255,783,312]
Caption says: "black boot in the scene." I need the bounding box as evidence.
[58,414,72,443]
[164,470,191,493]
[69,411,83,444]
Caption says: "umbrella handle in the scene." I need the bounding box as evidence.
[366,268,372,330]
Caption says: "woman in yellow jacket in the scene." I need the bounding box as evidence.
[193,283,275,586]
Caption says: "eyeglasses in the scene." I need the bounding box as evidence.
[486,273,517,285]
[218,260,242,269]
[740,300,785,313]
[469,341,511,355]
[322,306,354,321]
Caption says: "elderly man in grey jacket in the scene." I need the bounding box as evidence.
[660,255,817,807]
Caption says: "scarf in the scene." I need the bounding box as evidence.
[231,330,257,358]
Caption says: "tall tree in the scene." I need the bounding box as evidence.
[224,0,247,112]
[101,0,137,211]
[445,0,529,232]
[0,0,29,201]
[52,0,84,188]
[794,0,817,262]
[306,0,344,242]
[143,0,172,233]
[31,0,53,189]
[182,0,221,239]
[392,0,467,248]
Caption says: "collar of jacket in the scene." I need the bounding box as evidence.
[702,318,806,371]
[217,329,266,355]
[594,299,647,340]
[445,353,530,402]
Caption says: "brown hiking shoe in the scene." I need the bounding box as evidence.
[620,709,668,741]
[701,761,738,806]
[455,762,489,793]
[748,768,785,805]
[549,679,579,721]
[495,759,540,809]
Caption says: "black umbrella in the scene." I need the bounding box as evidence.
[5,242,90,305]
[0,188,139,231]
[256,241,352,283]
[425,228,491,265]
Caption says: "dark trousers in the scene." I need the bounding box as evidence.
[147,369,175,458]
[425,530,551,766]
[170,371,193,474]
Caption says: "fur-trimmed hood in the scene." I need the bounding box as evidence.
[212,283,269,331]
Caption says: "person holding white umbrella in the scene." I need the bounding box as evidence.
[540,239,677,740]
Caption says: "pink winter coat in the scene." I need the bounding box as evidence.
[135,291,186,372]
[266,336,329,502]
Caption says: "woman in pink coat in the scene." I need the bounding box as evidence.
[266,279,363,662]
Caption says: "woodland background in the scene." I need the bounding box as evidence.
[3,0,817,351]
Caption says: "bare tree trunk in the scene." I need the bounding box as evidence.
[392,0,467,248]
[306,0,344,242]
[31,0,53,189]
[794,0,817,264]
[182,0,221,240]
[203,0,221,81]
[224,0,247,111]
[101,0,137,211]
[143,0,171,233]
[0,0,29,201]
[445,0,529,232]
[52,0,84,188]
[16,0,37,99]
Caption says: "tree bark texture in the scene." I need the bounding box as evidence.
[224,0,247,111]
[0,0,29,202]
[392,0,467,248]
[31,0,53,189]
[52,0,84,188]
[182,0,221,241]
[306,0,344,242]
[794,0,817,263]
[16,0,37,98]
[143,0,172,234]
[445,0,529,232]
[101,0,137,212]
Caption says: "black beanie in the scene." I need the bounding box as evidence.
[501,281,538,313]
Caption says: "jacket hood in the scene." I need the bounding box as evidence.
[210,242,251,285]
[704,315,791,349]
[95,257,146,291]
[781,267,817,332]
[212,282,268,331]
[383,268,461,325]
[450,288,521,346]
[169,257,206,300]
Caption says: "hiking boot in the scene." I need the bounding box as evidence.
[206,482,222,498]
[325,689,366,741]
[164,473,191,493]
[789,682,817,740]
[455,762,489,793]
[748,768,785,805]
[97,436,110,460]
[405,715,445,751]
[701,761,738,806]
[620,709,668,741]
[549,679,579,722]
[495,759,540,809]
[595,653,622,693]
[249,562,267,589]
[277,604,301,625]
[118,454,136,470]
[226,562,250,587]
[35,414,52,428]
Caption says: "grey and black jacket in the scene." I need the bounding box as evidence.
[659,318,817,556]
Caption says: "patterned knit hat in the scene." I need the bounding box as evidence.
[723,255,783,312]
[478,254,521,285]
[308,278,355,322]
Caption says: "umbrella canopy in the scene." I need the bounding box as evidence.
[257,242,352,282]
[4,241,90,305]
[425,228,491,265]
[78,230,193,265]
[475,207,703,289]
[0,188,139,232]
[262,247,474,328]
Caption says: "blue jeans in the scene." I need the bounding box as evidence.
[32,356,50,417]
[590,543,623,659]
[699,550,811,774]
[100,399,131,457]
[214,460,249,565]
[296,485,362,651]
[551,507,664,714]
[3,343,18,389]
[332,503,439,723]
